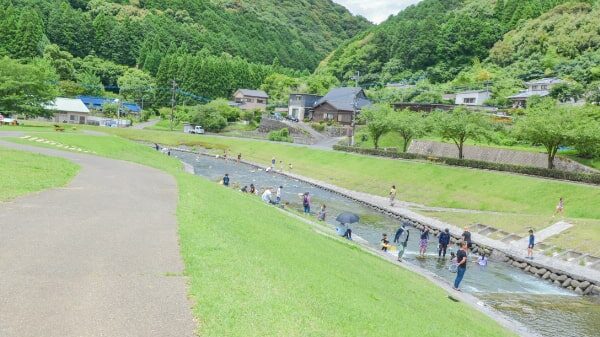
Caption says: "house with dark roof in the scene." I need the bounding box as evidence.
[508,78,563,108]
[312,87,371,125]
[233,89,269,111]
[288,93,322,121]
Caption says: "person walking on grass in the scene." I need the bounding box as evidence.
[553,197,564,217]
[438,228,451,258]
[302,192,311,214]
[389,185,397,206]
[453,242,469,291]
[527,229,535,259]
[419,228,430,258]
[222,173,230,187]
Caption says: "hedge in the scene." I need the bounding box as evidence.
[332,145,600,185]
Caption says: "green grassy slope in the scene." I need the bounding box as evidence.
[9,132,515,337]
[0,146,79,201]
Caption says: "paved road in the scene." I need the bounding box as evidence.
[0,140,196,337]
[132,119,159,130]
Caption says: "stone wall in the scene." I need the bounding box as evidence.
[258,118,304,135]
[408,140,597,174]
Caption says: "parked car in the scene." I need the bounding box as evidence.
[184,125,205,134]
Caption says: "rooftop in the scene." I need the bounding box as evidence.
[43,98,90,114]
[525,78,563,85]
[236,89,269,98]
[314,87,371,111]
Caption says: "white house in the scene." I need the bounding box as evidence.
[44,98,90,124]
[454,90,491,106]
[508,77,563,108]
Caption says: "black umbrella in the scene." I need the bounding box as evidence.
[336,212,360,224]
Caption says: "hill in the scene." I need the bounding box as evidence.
[317,0,596,84]
[0,0,370,71]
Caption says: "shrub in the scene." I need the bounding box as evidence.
[311,123,325,132]
[268,128,293,143]
[191,107,227,132]
[333,145,600,185]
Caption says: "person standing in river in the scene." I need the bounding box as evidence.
[462,227,472,250]
[397,228,410,261]
[302,192,311,214]
[389,185,397,206]
[453,242,469,291]
[381,234,390,252]
[438,228,451,258]
[419,228,430,258]
[317,204,327,221]
[527,229,535,259]
[276,186,283,204]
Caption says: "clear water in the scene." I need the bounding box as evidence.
[174,151,600,337]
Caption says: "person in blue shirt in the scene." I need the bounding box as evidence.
[527,229,535,259]
[438,228,451,258]
[222,173,230,187]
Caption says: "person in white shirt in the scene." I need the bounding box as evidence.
[276,186,283,204]
[261,188,274,204]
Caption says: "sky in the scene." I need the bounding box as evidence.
[333,0,423,24]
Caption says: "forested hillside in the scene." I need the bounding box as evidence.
[0,0,369,71]
[318,0,597,84]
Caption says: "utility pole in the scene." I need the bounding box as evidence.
[170,79,177,131]
[349,71,360,147]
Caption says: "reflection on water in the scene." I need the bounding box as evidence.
[174,151,600,337]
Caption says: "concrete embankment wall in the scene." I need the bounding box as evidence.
[409,140,597,174]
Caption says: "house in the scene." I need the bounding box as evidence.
[288,93,322,121]
[77,96,142,115]
[44,97,90,124]
[454,90,491,106]
[508,78,563,108]
[232,89,269,111]
[312,87,372,125]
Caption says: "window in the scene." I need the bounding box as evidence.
[463,97,476,104]
[245,98,253,103]
[531,85,539,90]
[296,95,302,101]
[541,85,548,90]
[257,99,265,104]
[337,114,351,123]
[69,114,75,121]
[323,113,334,120]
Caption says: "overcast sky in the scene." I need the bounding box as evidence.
[333,0,422,24]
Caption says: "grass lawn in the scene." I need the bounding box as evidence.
[0,146,79,201]
[145,118,183,131]
[544,219,600,256]
[71,127,600,221]
[11,132,515,337]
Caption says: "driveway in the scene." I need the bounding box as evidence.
[0,140,196,337]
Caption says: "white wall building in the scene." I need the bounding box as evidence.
[454,90,491,106]
[44,98,90,124]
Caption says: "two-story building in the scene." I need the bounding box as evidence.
[454,90,491,106]
[312,87,371,125]
[233,89,269,111]
[508,78,563,108]
[288,93,322,121]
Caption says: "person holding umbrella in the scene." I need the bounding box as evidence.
[336,212,359,240]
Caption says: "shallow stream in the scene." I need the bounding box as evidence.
[174,151,600,337]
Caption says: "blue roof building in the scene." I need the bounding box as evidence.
[77,96,142,114]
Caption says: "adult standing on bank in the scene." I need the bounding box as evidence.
[438,228,451,258]
[554,197,564,217]
[453,242,469,291]
[389,185,397,206]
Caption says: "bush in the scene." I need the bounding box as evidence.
[333,145,600,185]
[311,123,325,132]
[268,128,293,143]
[191,107,227,132]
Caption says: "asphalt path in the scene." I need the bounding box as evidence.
[0,139,196,337]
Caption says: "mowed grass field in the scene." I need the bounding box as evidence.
[10,132,515,337]
[0,146,79,201]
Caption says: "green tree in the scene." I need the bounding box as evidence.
[358,103,394,149]
[0,57,59,117]
[76,71,104,96]
[388,109,428,152]
[190,104,228,132]
[432,108,492,159]
[118,68,155,109]
[43,44,76,81]
[15,9,45,59]
[550,82,585,103]
[514,101,574,169]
